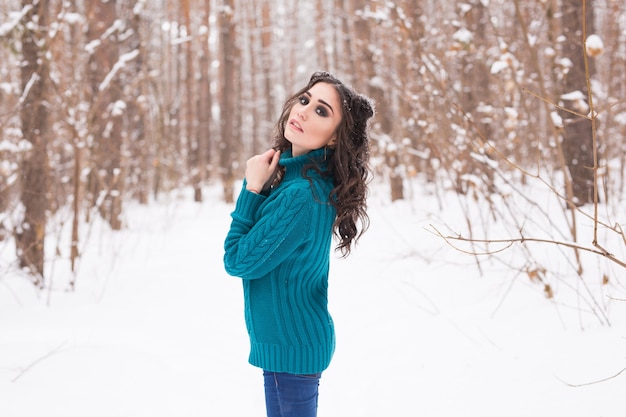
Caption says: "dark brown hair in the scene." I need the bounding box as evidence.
[273,71,374,256]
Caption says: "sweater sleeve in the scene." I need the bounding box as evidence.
[223,184,312,279]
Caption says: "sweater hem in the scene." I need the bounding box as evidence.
[248,340,334,375]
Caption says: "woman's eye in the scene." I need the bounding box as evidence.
[297,95,327,117]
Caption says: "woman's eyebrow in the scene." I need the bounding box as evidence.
[305,91,335,115]
[318,99,335,115]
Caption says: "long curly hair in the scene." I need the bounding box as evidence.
[272,71,375,256]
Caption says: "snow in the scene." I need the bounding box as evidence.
[110,100,127,117]
[1,181,625,417]
[490,60,509,75]
[453,27,473,45]
[586,34,604,57]
[84,39,101,55]
[459,3,473,15]
[560,90,590,114]
[0,82,15,94]
[133,0,146,16]
[544,46,556,58]
[17,73,39,106]
[585,34,603,50]
[62,12,84,25]
[560,90,586,101]
[615,112,626,126]
[551,110,564,128]
[0,6,33,37]
[99,49,140,92]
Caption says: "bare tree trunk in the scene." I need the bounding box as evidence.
[196,0,212,186]
[459,1,491,137]
[219,0,239,203]
[601,0,625,201]
[126,0,149,205]
[17,0,51,285]
[456,1,495,194]
[315,0,329,70]
[396,0,432,180]
[260,0,275,140]
[338,0,355,82]
[240,0,258,156]
[60,0,81,281]
[350,0,400,200]
[86,0,124,229]
[559,0,595,206]
[182,0,202,202]
[152,0,180,199]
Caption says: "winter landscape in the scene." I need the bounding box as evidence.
[2,1,626,416]
[1,178,625,417]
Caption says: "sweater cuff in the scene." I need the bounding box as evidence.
[234,180,266,221]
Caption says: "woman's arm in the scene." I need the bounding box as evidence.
[223,185,312,279]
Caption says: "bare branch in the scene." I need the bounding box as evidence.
[556,366,626,388]
[521,87,590,120]
[11,341,68,383]
[428,224,626,269]
[428,225,514,256]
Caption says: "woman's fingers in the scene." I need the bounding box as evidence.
[262,150,281,190]
[246,149,281,193]
[269,150,281,170]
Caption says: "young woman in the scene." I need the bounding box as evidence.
[223,71,374,417]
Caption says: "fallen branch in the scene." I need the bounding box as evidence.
[11,341,68,383]
[555,366,626,388]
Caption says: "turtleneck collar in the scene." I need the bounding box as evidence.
[279,147,332,181]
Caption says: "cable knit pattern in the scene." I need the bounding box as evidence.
[224,148,337,374]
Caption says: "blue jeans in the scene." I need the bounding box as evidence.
[263,370,322,417]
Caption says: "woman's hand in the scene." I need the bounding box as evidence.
[245,149,281,193]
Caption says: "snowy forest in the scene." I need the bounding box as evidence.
[1,0,625,296]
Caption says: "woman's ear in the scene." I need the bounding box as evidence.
[327,135,337,148]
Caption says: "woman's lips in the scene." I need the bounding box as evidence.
[289,119,303,133]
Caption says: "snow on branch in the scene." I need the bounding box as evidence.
[17,73,40,106]
[99,49,140,92]
[0,5,33,37]
[585,34,604,57]
[85,19,125,56]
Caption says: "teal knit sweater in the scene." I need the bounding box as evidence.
[223,148,337,374]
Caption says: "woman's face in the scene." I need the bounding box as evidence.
[285,82,342,157]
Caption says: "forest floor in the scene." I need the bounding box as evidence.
[1,180,625,416]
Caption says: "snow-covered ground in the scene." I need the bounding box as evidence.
[1,181,625,416]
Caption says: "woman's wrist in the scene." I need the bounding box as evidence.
[246,184,261,194]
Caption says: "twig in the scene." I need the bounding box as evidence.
[428,225,514,256]
[11,341,68,383]
[428,225,626,269]
[556,366,626,388]
[521,87,589,119]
